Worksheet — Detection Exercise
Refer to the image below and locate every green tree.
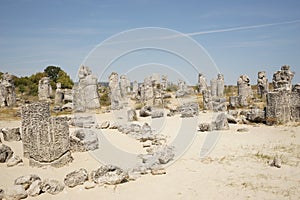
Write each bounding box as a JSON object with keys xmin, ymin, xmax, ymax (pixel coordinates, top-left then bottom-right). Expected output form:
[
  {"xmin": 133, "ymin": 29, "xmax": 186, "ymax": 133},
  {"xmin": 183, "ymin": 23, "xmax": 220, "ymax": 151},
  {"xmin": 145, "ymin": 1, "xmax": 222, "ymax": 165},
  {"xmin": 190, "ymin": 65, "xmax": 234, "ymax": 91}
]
[
  {"xmin": 56, "ymin": 70, "xmax": 74, "ymax": 89},
  {"xmin": 44, "ymin": 66, "xmax": 61, "ymax": 82}
]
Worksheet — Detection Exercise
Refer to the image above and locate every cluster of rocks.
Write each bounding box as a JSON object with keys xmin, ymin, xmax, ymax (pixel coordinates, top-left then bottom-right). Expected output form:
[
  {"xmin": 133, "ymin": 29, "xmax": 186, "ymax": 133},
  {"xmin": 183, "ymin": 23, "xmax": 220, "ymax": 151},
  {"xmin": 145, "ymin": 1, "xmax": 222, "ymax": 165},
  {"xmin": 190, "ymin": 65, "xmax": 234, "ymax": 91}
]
[
  {"xmin": 198, "ymin": 73, "xmax": 227, "ymax": 112},
  {"xmin": 1, "ymin": 128, "xmax": 21, "ymax": 141},
  {"xmin": 0, "ymin": 73, "xmax": 16, "ymax": 107},
  {"xmin": 139, "ymin": 105, "xmax": 164, "ymax": 118},
  {"xmin": 175, "ymin": 79, "xmax": 188, "ymax": 98},
  {"xmin": 54, "ymin": 82, "xmax": 73, "ymax": 105},
  {"xmin": 21, "ymin": 102, "xmax": 73, "ymax": 167},
  {"xmin": 73, "ymin": 65, "xmax": 100, "ymax": 112},
  {"xmin": 1, "ymin": 174, "xmax": 64, "ymax": 199}
]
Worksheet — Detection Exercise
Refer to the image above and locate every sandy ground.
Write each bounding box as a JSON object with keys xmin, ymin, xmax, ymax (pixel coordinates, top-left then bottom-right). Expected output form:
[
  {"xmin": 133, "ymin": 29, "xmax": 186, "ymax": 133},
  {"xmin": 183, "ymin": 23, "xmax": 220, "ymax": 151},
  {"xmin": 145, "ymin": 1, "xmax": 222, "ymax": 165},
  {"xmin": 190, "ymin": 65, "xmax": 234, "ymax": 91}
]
[{"xmin": 1, "ymin": 112, "xmax": 300, "ymax": 200}]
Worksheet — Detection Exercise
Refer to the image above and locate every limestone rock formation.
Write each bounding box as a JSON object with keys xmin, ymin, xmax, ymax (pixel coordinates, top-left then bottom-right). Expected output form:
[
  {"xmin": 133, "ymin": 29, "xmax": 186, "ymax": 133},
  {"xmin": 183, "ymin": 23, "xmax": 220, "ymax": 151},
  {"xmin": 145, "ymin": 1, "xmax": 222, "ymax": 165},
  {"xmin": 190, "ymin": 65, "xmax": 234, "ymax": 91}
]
[
  {"xmin": 54, "ymin": 82, "xmax": 64, "ymax": 104},
  {"xmin": 272, "ymin": 65, "xmax": 295, "ymax": 91},
  {"xmin": 0, "ymin": 72, "xmax": 16, "ymax": 107},
  {"xmin": 73, "ymin": 65, "xmax": 100, "ymax": 111},
  {"xmin": 0, "ymin": 144, "xmax": 13, "ymax": 163},
  {"xmin": 14, "ymin": 174, "xmax": 41, "ymax": 190},
  {"xmin": 257, "ymin": 71, "xmax": 268, "ymax": 98},
  {"xmin": 109, "ymin": 72, "xmax": 122, "ymax": 110},
  {"xmin": 21, "ymin": 102, "xmax": 73, "ymax": 167},
  {"xmin": 38, "ymin": 77, "xmax": 52, "ymax": 101},
  {"xmin": 127, "ymin": 109, "xmax": 137, "ymax": 121},
  {"xmin": 7, "ymin": 155, "xmax": 23, "ymax": 167},
  {"xmin": 198, "ymin": 73, "xmax": 208, "ymax": 93},
  {"xmin": 198, "ymin": 113, "xmax": 229, "ymax": 132},
  {"xmin": 5, "ymin": 185, "xmax": 27, "ymax": 200},
  {"xmin": 70, "ymin": 129, "xmax": 99, "ymax": 152},
  {"xmin": 216, "ymin": 73, "xmax": 224, "ymax": 97},
  {"xmin": 41, "ymin": 179, "xmax": 64, "ymax": 195}
]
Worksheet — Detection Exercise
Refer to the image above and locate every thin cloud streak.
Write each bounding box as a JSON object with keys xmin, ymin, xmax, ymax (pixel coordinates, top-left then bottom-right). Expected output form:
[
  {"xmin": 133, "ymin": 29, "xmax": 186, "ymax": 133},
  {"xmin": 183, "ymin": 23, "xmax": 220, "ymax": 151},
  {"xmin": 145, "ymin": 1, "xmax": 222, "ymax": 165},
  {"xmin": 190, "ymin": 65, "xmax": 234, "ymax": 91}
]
[{"xmin": 185, "ymin": 19, "xmax": 300, "ymax": 36}]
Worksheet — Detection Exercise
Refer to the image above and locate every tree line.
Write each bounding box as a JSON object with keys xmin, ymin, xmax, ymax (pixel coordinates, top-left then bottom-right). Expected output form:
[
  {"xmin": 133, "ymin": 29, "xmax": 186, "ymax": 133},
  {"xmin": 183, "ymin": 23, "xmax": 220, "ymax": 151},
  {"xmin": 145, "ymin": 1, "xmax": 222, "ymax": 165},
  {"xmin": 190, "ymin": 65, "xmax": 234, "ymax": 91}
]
[{"xmin": 0, "ymin": 66, "xmax": 74, "ymax": 96}]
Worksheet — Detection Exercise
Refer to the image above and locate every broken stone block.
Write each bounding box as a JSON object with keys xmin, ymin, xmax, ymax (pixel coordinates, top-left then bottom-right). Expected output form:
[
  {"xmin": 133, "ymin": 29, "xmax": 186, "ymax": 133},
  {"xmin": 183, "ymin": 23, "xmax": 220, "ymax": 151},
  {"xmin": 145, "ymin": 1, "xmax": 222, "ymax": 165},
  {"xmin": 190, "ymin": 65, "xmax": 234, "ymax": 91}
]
[
  {"xmin": 90, "ymin": 165, "xmax": 129, "ymax": 185},
  {"xmin": 70, "ymin": 129, "xmax": 99, "ymax": 152}
]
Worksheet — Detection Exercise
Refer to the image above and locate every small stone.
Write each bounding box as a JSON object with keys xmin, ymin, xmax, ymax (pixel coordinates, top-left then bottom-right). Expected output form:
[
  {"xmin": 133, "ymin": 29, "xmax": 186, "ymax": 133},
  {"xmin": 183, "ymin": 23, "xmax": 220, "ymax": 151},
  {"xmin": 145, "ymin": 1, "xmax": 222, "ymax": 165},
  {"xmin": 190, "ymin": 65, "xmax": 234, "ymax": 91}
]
[
  {"xmin": 270, "ymin": 155, "xmax": 281, "ymax": 168},
  {"xmin": 14, "ymin": 174, "xmax": 41, "ymax": 190},
  {"xmin": 1, "ymin": 128, "xmax": 21, "ymax": 141},
  {"xmin": 83, "ymin": 181, "xmax": 96, "ymax": 189},
  {"xmin": 237, "ymin": 128, "xmax": 249, "ymax": 132},
  {"xmin": 151, "ymin": 168, "xmax": 166, "ymax": 175},
  {"xmin": 100, "ymin": 121, "xmax": 110, "ymax": 129},
  {"xmin": 64, "ymin": 168, "xmax": 88, "ymax": 188},
  {"xmin": 27, "ymin": 180, "xmax": 42, "ymax": 197},
  {"xmin": 41, "ymin": 179, "xmax": 64, "ymax": 195},
  {"xmin": 7, "ymin": 155, "xmax": 23, "ymax": 167},
  {"xmin": 5, "ymin": 185, "xmax": 27, "ymax": 200}
]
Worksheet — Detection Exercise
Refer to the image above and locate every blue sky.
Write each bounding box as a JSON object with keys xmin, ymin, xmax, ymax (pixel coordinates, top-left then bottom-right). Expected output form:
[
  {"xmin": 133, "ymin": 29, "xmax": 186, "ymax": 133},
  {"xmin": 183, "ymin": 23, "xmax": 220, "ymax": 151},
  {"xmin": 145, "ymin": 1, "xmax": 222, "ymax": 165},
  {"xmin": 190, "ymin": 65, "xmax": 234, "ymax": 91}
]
[{"xmin": 0, "ymin": 0, "xmax": 299, "ymax": 84}]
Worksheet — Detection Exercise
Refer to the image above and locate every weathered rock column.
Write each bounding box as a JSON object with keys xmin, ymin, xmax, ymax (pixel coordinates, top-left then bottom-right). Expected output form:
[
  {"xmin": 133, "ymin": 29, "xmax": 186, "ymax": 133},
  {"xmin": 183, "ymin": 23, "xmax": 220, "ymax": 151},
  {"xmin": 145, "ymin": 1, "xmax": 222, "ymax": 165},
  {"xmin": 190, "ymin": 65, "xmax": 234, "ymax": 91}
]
[
  {"xmin": 0, "ymin": 73, "xmax": 16, "ymax": 107},
  {"xmin": 257, "ymin": 71, "xmax": 268, "ymax": 98},
  {"xmin": 21, "ymin": 102, "xmax": 73, "ymax": 167},
  {"xmin": 38, "ymin": 77, "xmax": 52, "ymax": 101}
]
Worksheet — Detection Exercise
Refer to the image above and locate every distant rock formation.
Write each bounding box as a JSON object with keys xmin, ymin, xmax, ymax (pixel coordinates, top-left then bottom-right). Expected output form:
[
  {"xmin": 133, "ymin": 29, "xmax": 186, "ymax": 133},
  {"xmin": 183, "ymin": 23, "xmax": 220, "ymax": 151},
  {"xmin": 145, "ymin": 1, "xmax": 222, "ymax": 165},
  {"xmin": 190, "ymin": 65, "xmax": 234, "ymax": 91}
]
[
  {"xmin": 257, "ymin": 71, "xmax": 268, "ymax": 98},
  {"xmin": 0, "ymin": 73, "xmax": 16, "ymax": 107}
]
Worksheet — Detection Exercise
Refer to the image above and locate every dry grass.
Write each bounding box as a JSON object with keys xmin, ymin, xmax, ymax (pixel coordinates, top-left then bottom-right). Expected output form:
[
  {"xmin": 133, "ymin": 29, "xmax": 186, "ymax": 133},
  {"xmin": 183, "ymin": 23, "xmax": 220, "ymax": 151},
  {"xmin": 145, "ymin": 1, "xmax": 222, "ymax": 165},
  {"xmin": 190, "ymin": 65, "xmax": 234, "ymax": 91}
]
[{"xmin": 0, "ymin": 107, "xmax": 20, "ymax": 120}]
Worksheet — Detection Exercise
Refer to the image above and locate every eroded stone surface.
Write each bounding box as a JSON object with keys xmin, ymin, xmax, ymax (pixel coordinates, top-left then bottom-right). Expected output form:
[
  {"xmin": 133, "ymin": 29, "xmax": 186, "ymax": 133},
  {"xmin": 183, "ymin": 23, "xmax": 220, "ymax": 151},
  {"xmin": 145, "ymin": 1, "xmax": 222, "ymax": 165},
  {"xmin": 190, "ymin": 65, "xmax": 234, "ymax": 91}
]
[{"xmin": 0, "ymin": 73, "xmax": 16, "ymax": 107}]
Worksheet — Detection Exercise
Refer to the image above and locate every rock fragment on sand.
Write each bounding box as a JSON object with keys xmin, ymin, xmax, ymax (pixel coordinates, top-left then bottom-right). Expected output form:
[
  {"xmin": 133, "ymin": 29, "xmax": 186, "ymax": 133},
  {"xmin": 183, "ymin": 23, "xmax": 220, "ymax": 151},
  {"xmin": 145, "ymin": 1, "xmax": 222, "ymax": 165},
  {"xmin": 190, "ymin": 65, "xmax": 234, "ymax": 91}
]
[
  {"xmin": 27, "ymin": 180, "xmax": 42, "ymax": 197},
  {"xmin": 0, "ymin": 144, "xmax": 13, "ymax": 163},
  {"xmin": 270, "ymin": 155, "xmax": 281, "ymax": 168},
  {"xmin": 14, "ymin": 174, "xmax": 41, "ymax": 190},
  {"xmin": 90, "ymin": 165, "xmax": 128, "ymax": 185},
  {"xmin": 64, "ymin": 168, "xmax": 88, "ymax": 188},
  {"xmin": 7, "ymin": 155, "xmax": 23, "ymax": 167},
  {"xmin": 70, "ymin": 129, "xmax": 99, "ymax": 152},
  {"xmin": 41, "ymin": 179, "xmax": 64, "ymax": 195},
  {"xmin": 83, "ymin": 181, "xmax": 96, "ymax": 189},
  {"xmin": 237, "ymin": 128, "xmax": 249, "ymax": 132},
  {"xmin": 151, "ymin": 168, "xmax": 166, "ymax": 175},
  {"xmin": 5, "ymin": 185, "xmax": 27, "ymax": 200}
]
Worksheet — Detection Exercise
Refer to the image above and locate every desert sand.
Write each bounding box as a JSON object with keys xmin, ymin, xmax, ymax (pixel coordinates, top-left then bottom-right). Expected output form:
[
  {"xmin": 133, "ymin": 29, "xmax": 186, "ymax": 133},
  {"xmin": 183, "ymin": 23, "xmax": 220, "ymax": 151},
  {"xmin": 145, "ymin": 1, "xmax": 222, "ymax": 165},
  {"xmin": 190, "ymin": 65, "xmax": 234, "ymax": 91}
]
[{"xmin": 1, "ymin": 111, "xmax": 300, "ymax": 200}]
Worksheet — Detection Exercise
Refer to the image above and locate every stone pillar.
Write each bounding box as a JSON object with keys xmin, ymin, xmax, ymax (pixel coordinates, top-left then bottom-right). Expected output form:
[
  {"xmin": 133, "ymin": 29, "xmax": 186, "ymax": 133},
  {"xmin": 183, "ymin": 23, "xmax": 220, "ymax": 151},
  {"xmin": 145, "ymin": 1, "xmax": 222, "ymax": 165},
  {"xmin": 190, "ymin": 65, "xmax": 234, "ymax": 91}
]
[
  {"xmin": 198, "ymin": 73, "xmax": 207, "ymax": 93},
  {"xmin": 21, "ymin": 102, "xmax": 72, "ymax": 167},
  {"xmin": 237, "ymin": 75, "xmax": 252, "ymax": 106},
  {"xmin": 38, "ymin": 77, "xmax": 52, "ymax": 101},
  {"xmin": 257, "ymin": 71, "xmax": 268, "ymax": 98},
  {"xmin": 109, "ymin": 72, "xmax": 122, "ymax": 110},
  {"xmin": 55, "ymin": 82, "xmax": 64, "ymax": 104},
  {"xmin": 202, "ymin": 89, "xmax": 213, "ymax": 110},
  {"xmin": 161, "ymin": 75, "xmax": 168, "ymax": 90},
  {"xmin": 210, "ymin": 79, "xmax": 217, "ymax": 97},
  {"xmin": 73, "ymin": 65, "xmax": 100, "ymax": 111},
  {"xmin": 0, "ymin": 73, "xmax": 16, "ymax": 107},
  {"xmin": 216, "ymin": 73, "xmax": 224, "ymax": 97},
  {"xmin": 272, "ymin": 65, "xmax": 295, "ymax": 91}
]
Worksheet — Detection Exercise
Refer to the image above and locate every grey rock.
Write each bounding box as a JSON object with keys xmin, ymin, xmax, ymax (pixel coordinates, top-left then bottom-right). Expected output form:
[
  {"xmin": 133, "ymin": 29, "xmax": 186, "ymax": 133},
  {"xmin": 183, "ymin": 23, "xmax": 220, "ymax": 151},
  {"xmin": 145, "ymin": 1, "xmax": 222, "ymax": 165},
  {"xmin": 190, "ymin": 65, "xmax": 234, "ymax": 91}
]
[
  {"xmin": 0, "ymin": 144, "xmax": 13, "ymax": 163},
  {"xmin": 0, "ymin": 73, "xmax": 16, "ymax": 107},
  {"xmin": 213, "ymin": 113, "xmax": 229, "ymax": 130},
  {"xmin": 64, "ymin": 168, "xmax": 88, "ymax": 188},
  {"xmin": 27, "ymin": 180, "xmax": 42, "ymax": 197},
  {"xmin": 257, "ymin": 71, "xmax": 268, "ymax": 98},
  {"xmin": 198, "ymin": 73, "xmax": 208, "ymax": 93},
  {"xmin": 177, "ymin": 102, "xmax": 199, "ymax": 118},
  {"xmin": 61, "ymin": 102, "xmax": 73, "ymax": 111},
  {"xmin": 226, "ymin": 114, "xmax": 238, "ymax": 124},
  {"xmin": 127, "ymin": 109, "xmax": 137, "ymax": 121},
  {"xmin": 1, "ymin": 128, "xmax": 21, "ymax": 141},
  {"xmin": 5, "ymin": 185, "xmax": 27, "ymax": 200},
  {"xmin": 272, "ymin": 65, "xmax": 294, "ymax": 91},
  {"xmin": 151, "ymin": 110, "xmax": 164, "ymax": 118},
  {"xmin": 109, "ymin": 72, "xmax": 122, "ymax": 110},
  {"xmin": 70, "ymin": 115, "xmax": 95, "ymax": 128},
  {"xmin": 90, "ymin": 165, "xmax": 129, "ymax": 185},
  {"xmin": 246, "ymin": 107, "xmax": 265, "ymax": 123},
  {"xmin": 83, "ymin": 181, "xmax": 96, "ymax": 189},
  {"xmin": 7, "ymin": 155, "xmax": 23, "ymax": 167},
  {"xmin": 237, "ymin": 128, "xmax": 249, "ymax": 132},
  {"xmin": 100, "ymin": 121, "xmax": 110, "ymax": 129},
  {"xmin": 14, "ymin": 174, "xmax": 41, "ymax": 190},
  {"xmin": 270, "ymin": 155, "xmax": 281, "ymax": 168},
  {"xmin": 198, "ymin": 123, "xmax": 212, "ymax": 132},
  {"xmin": 139, "ymin": 106, "xmax": 152, "ymax": 117},
  {"xmin": 151, "ymin": 167, "xmax": 166, "ymax": 175},
  {"xmin": 41, "ymin": 179, "xmax": 64, "ymax": 195},
  {"xmin": 70, "ymin": 129, "xmax": 99, "ymax": 152}
]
